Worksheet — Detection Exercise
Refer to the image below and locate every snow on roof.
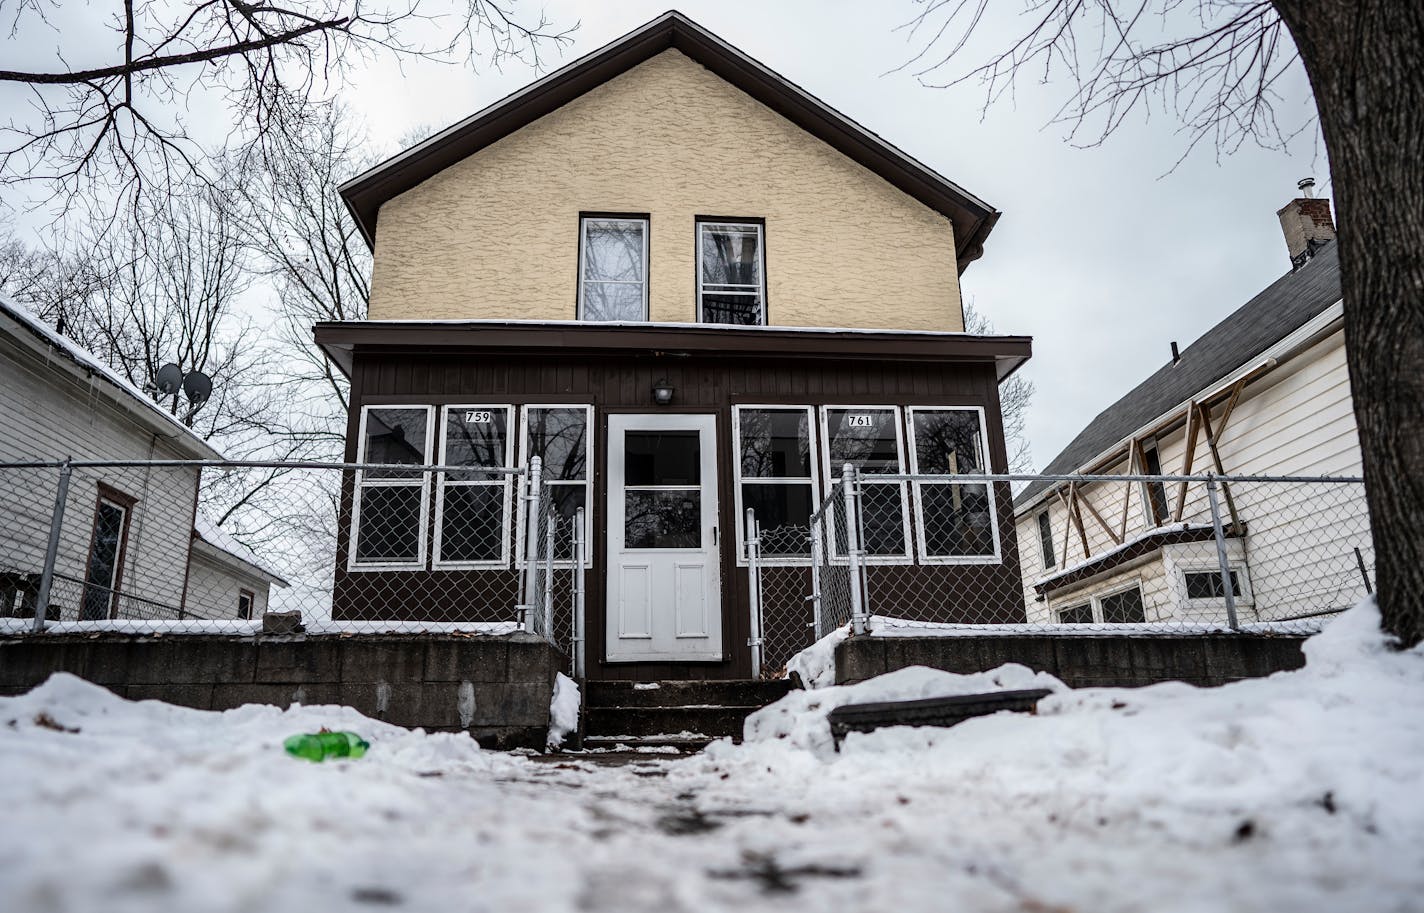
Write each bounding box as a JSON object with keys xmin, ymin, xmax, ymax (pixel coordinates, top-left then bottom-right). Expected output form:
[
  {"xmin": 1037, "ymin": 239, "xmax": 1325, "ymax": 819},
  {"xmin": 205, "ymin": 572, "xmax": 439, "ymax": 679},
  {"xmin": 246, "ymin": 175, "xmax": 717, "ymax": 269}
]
[
  {"xmin": 0, "ymin": 295, "xmax": 224, "ymax": 460},
  {"xmin": 191, "ymin": 512, "xmax": 289, "ymax": 587}
]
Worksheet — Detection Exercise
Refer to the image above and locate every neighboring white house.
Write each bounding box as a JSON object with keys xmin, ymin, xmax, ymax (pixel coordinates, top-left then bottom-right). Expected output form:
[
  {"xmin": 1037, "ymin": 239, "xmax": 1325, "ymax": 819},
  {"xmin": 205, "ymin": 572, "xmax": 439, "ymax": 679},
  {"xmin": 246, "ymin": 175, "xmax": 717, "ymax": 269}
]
[
  {"xmin": 0, "ymin": 296, "xmax": 286, "ymax": 622},
  {"xmin": 1012, "ymin": 185, "xmax": 1369, "ymax": 627}
]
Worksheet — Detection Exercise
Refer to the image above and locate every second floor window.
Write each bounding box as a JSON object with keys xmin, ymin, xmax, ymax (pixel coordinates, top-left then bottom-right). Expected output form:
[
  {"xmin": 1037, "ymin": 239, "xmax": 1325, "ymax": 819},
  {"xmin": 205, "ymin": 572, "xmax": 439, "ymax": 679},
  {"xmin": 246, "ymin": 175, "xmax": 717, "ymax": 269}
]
[
  {"xmin": 698, "ymin": 220, "xmax": 765, "ymax": 325},
  {"xmin": 579, "ymin": 216, "xmax": 648, "ymax": 321}
]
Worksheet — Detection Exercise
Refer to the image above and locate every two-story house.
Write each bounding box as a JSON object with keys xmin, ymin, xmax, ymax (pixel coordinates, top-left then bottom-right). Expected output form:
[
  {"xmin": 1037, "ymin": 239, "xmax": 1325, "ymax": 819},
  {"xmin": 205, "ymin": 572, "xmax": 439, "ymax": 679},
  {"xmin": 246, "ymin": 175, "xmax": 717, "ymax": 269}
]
[
  {"xmin": 1012, "ymin": 184, "xmax": 1368, "ymax": 628},
  {"xmin": 317, "ymin": 11, "xmax": 1031, "ymax": 680}
]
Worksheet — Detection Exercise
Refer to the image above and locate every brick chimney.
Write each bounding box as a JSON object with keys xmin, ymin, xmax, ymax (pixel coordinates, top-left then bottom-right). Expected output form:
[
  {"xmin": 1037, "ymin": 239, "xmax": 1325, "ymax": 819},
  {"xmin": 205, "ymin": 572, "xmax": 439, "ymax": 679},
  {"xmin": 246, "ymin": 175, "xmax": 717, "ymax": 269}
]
[{"xmin": 1277, "ymin": 177, "xmax": 1336, "ymax": 270}]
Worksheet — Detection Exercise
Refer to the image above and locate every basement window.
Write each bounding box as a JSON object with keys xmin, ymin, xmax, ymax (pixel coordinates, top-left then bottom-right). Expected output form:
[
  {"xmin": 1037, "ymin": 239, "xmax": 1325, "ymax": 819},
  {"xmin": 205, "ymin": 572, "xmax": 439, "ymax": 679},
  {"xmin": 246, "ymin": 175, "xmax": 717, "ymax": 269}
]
[
  {"xmin": 698, "ymin": 220, "xmax": 765, "ymax": 325},
  {"xmin": 350, "ymin": 406, "xmax": 434, "ymax": 570},
  {"xmin": 578, "ymin": 216, "xmax": 648, "ymax": 321}
]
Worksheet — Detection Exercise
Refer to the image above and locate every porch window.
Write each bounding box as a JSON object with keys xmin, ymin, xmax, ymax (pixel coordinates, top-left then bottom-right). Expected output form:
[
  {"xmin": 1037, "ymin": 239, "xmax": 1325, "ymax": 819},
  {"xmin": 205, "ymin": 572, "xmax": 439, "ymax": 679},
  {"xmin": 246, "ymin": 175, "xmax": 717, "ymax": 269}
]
[
  {"xmin": 520, "ymin": 405, "xmax": 593, "ymax": 565},
  {"xmin": 907, "ymin": 407, "xmax": 999, "ymax": 561},
  {"xmin": 350, "ymin": 406, "xmax": 433, "ymax": 569},
  {"xmin": 698, "ymin": 220, "xmax": 765, "ymax": 325},
  {"xmin": 821, "ymin": 406, "xmax": 910, "ymax": 560},
  {"xmin": 734, "ymin": 406, "xmax": 817, "ymax": 563},
  {"xmin": 579, "ymin": 216, "xmax": 648, "ymax": 321},
  {"xmin": 435, "ymin": 405, "xmax": 514, "ymax": 567}
]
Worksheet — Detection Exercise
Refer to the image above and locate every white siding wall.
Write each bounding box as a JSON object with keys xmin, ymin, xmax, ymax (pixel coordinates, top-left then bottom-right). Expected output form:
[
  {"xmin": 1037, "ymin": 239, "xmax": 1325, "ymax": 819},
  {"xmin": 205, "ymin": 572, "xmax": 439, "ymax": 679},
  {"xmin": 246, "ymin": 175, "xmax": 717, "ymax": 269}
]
[
  {"xmin": 0, "ymin": 336, "xmax": 201, "ymax": 617},
  {"xmin": 1016, "ymin": 328, "xmax": 1368, "ymax": 623},
  {"xmin": 182, "ymin": 551, "xmax": 271, "ymax": 620}
]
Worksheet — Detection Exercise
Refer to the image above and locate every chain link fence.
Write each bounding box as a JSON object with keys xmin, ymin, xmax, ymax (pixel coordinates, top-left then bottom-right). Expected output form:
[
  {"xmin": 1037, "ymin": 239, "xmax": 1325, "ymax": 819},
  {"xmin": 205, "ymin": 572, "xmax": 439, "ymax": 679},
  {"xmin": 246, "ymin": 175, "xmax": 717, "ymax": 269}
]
[{"xmin": 0, "ymin": 459, "xmax": 581, "ymax": 666}]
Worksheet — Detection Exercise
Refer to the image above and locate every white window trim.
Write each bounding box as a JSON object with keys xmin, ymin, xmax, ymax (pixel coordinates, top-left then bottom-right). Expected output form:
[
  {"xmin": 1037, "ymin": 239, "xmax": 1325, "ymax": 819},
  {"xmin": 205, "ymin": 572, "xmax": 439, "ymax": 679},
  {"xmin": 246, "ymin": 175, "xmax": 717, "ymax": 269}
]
[
  {"xmin": 432, "ymin": 404, "xmax": 516, "ymax": 570},
  {"xmin": 1178, "ymin": 564, "xmax": 1255, "ymax": 606},
  {"xmin": 1055, "ymin": 579, "xmax": 1147, "ymax": 624},
  {"xmin": 516, "ymin": 403, "xmax": 595, "ymax": 569},
  {"xmin": 578, "ymin": 216, "xmax": 649, "ymax": 321},
  {"xmin": 905, "ymin": 405, "xmax": 1002, "ymax": 565},
  {"xmin": 696, "ymin": 220, "xmax": 766, "ymax": 326},
  {"xmin": 1139, "ymin": 438, "xmax": 1169, "ymax": 529},
  {"xmin": 731, "ymin": 404, "xmax": 821, "ymax": 567},
  {"xmin": 348, "ymin": 404, "xmax": 435, "ymax": 572},
  {"xmin": 818, "ymin": 404, "xmax": 913, "ymax": 565}
]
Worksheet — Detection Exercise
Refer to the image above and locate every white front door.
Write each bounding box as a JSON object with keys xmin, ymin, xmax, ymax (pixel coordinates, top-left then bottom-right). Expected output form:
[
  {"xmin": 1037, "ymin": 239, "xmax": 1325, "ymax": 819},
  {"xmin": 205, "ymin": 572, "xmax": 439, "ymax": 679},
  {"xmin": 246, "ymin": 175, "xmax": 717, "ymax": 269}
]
[{"xmin": 606, "ymin": 413, "xmax": 723, "ymax": 662}]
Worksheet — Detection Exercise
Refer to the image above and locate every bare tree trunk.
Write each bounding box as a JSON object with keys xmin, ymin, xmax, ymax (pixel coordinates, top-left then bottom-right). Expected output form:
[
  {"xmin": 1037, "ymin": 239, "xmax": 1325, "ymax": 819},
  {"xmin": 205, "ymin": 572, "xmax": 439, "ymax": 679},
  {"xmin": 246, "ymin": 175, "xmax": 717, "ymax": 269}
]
[{"xmin": 1275, "ymin": 1, "xmax": 1424, "ymax": 645}]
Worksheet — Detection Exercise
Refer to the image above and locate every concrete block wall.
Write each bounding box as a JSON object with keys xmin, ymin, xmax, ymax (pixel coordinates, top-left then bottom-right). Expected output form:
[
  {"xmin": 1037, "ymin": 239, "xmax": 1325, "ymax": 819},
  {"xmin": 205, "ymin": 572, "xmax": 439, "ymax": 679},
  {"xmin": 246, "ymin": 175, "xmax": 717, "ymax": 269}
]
[
  {"xmin": 835, "ymin": 634, "xmax": 1306, "ymax": 688},
  {"xmin": 0, "ymin": 633, "xmax": 564, "ymax": 749}
]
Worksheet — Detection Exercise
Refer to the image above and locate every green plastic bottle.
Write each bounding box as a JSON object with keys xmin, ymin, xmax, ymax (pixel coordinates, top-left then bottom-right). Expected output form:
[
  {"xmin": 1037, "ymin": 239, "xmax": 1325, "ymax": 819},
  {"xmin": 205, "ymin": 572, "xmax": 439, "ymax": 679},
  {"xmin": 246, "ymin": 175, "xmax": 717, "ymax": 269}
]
[{"xmin": 283, "ymin": 730, "xmax": 369, "ymax": 762}]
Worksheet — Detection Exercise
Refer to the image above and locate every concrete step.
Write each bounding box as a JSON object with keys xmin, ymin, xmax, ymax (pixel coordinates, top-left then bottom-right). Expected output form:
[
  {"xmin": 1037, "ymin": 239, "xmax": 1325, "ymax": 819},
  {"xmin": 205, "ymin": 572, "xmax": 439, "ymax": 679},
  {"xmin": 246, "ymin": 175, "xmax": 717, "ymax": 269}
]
[
  {"xmin": 585, "ymin": 678, "xmax": 793, "ymax": 709},
  {"xmin": 580, "ymin": 735, "xmax": 713, "ymax": 755},
  {"xmin": 585, "ymin": 704, "xmax": 757, "ymax": 739}
]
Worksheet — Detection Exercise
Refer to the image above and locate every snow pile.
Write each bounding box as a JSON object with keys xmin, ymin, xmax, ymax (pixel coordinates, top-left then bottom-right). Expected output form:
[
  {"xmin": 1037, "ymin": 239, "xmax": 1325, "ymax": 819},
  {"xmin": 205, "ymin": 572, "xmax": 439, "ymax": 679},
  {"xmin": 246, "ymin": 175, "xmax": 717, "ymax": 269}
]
[
  {"xmin": 746, "ymin": 663, "xmax": 1065, "ymax": 756},
  {"xmin": 547, "ymin": 672, "xmax": 581, "ymax": 748}
]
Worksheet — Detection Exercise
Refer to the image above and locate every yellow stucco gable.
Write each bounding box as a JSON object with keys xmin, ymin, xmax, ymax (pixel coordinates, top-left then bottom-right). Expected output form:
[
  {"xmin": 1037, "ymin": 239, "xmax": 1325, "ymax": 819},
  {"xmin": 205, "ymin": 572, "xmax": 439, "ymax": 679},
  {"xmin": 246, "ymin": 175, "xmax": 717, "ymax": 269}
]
[{"xmin": 369, "ymin": 49, "xmax": 964, "ymax": 330}]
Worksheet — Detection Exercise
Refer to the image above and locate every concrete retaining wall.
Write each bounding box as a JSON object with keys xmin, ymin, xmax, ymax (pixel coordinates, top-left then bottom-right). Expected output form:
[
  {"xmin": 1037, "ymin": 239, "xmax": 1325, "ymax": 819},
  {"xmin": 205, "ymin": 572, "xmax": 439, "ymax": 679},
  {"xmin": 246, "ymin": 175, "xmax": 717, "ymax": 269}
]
[
  {"xmin": 835, "ymin": 634, "xmax": 1307, "ymax": 688},
  {"xmin": 0, "ymin": 633, "xmax": 564, "ymax": 749}
]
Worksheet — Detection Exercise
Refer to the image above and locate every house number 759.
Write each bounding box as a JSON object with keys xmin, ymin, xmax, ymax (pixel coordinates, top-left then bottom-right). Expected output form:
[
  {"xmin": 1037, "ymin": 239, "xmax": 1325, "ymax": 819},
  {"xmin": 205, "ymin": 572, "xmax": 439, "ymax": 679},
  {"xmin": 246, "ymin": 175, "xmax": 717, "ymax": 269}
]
[{"xmin": 465, "ymin": 411, "xmax": 493, "ymax": 424}]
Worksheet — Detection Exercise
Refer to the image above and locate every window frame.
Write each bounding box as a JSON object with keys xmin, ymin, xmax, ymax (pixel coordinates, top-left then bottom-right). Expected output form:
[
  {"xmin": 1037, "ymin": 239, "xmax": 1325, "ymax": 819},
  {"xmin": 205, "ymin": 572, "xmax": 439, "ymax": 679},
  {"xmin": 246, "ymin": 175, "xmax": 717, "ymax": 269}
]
[
  {"xmin": 732, "ymin": 405, "xmax": 821, "ymax": 567},
  {"xmin": 1140, "ymin": 438, "xmax": 1170, "ymax": 527},
  {"xmin": 432, "ymin": 404, "xmax": 516, "ymax": 570},
  {"xmin": 1179, "ymin": 565, "xmax": 1254, "ymax": 606},
  {"xmin": 516, "ymin": 403, "xmax": 595, "ymax": 569},
  {"xmin": 818, "ymin": 404, "xmax": 912, "ymax": 564},
  {"xmin": 81, "ymin": 485, "xmax": 136, "ymax": 620},
  {"xmin": 1053, "ymin": 580, "xmax": 1148, "ymax": 625},
  {"xmin": 905, "ymin": 405, "xmax": 1001, "ymax": 564},
  {"xmin": 1056, "ymin": 602, "xmax": 1093, "ymax": 624},
  {"xmin": 696, "ymin": 217, "xmax": 767, "ymax": 326},
  {"xmin": 577, "ymin": 214, "xmax": 649, "ymax": 322},
  {"xmin": 347, "ymin": 404, "xmax": 436, "ymax": 572},
  {"xmin": 238, "ymin": 588, "xmax": 256, "ymax": 620},
  {"xmin": 1037, "ymin": 510, "xmax": 1056, "ymax": 571}
]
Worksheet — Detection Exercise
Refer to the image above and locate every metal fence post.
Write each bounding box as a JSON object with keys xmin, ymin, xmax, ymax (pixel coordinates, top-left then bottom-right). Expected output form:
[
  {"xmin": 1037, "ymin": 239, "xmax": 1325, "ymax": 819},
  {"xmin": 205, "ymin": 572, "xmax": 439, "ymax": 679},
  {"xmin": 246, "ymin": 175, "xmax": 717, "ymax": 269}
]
[
  {"xmin": 843, "ymin": 463, "xmax": 869, "ymax": 636},
  {"xmin": 572, "ymin": 507, "xmax": 586, "ymax": 679},
  {"xmin": 542, "ymin": 514, "xmax": 556, "ymax": 640},
  {"xmin": 808, "ymin": 516, "xmax": 824, "ymax": 640},
  {"xmin": 745, "ymin": 508, "xmax": 763, "ymax": 679},
  {"xmin": 32, "ymin": 458, "xmax": 73, "ymax": 633},
  {"xmin": 519, "ymin": 456, "xmax": 543, "ymax": 633},
  {"xmin": 1204, "ymin": 473, "xmax": 1240, "ymax": 630}
]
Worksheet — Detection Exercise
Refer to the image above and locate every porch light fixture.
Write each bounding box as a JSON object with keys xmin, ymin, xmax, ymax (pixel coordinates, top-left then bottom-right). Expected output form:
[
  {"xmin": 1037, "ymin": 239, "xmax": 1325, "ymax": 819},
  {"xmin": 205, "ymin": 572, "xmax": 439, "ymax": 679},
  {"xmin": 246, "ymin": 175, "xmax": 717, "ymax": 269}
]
[{"xmin": 651, "ymin": 378, "xmax": 675, "ymax": 405}]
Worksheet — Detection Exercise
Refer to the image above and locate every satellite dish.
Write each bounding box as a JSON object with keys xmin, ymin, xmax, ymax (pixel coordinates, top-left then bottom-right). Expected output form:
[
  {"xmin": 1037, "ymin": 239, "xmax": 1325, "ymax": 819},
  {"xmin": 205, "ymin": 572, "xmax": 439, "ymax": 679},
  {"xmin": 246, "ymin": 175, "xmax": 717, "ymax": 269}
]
[
  {"xmin": 154, "ymin": 363, "xmax": 184, "ymax": 397},
  {"xmin": 182, "ymin": 370, "xmax": 212, "ymax": 407}
]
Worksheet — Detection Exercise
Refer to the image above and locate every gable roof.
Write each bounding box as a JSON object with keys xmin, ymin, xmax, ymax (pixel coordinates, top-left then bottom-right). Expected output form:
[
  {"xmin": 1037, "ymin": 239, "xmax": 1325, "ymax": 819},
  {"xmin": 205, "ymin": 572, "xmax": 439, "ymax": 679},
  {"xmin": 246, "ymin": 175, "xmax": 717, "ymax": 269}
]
[
  {"xmin": 1016, "ymin": 242, "xmax": 1343, "ymax": 507},
  {"xmin": 0, "ymin": 295, "xmax": 225, "ymax": 460},
  {"xmin": 339, "ymin": 10, "xmax": 999, "ymax": 271}
]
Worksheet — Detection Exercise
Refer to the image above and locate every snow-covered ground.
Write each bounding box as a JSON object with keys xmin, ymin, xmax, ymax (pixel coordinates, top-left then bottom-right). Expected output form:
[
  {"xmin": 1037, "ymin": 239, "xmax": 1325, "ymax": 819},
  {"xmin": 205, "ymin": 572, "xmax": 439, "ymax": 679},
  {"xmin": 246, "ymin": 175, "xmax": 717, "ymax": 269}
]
[{"xmin": 3, "ymin": 601, "xmax": 1422, "ymax": 912}]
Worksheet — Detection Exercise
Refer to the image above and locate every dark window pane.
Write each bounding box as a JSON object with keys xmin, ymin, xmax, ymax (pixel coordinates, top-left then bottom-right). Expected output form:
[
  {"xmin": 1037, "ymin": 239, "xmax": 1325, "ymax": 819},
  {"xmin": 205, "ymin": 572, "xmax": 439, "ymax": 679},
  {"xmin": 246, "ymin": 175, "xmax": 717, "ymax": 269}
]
[
  {"xmin": 1037, "ymin": 511, "xmax": 1055, "ymax": 569},
  {"xmin": 912, "ymin": 410, "xmax": 984, "ymax": 474},
  {"xmin": 625, "ymin": 490, "xmax": 700, "ymax": 549},
  {"xmin": 739, "ymin": 410, "xmax": 812, "ymax": 478},
  {"xmin": 444, "ymin": 408, "xmax": 508, "ymax": 477},
  {"xmin": 700, "ymin": 223, "xmax": 762, "ymax": 287},
  {"xmin": 1100, "ymin": 586, "xmax": 1146, "ymax": 623},
  {"xmin": 700, "ymin": 293, "xmax": 762, "ymax": 325},
  {"xmin": 859, "ymin": 482, "xmax": 906, "ymax": 556},
  {"xmin": 919, "ymin": 483, "xmax": 996, "ymax": 557},
  {"xmin": 742, "ymin": 483, "xmax": 813, "ymax": 556},
  {"xmin": 526, "ymin": 408, "xmax": 587, "ymax": 481},
  {"xmin": 625, "ymin": 431, "xmax": 700, "ymax": 486},
  {"xmin": 364, "ymin": 408, "xmax": 428, "ymax": 478},
  {"xmin": 355, "ymin": 485, "xmax": 423, "ymax": 563},
  {"xmin": 440, "ymin": 485, "xmax": 505, "ymax": 563},
  {"xmin": 1143, "ymin": 444, "xmax": 1169, "ymax": 523},
  {"xmin": 1058, "ymin": 603, "xmax": 1093, "ymax": 624},
  {"xmin": 1184, "ymin": 571, "xmax": 1240, "ymax": 599},
  {"xmin": 81, "ymin": 500, "xmax": 126, "ymax": 620},
  {"xmin": 238, "ymin": 592, "xmax": 254, "ymax": 620},
  {"xmin": 547, "ymin": 485, "xmax": 586, "ymax": 562},
  {"xmin": 827, "ymin": 409, "xmax": 901, "ymax": 474}
]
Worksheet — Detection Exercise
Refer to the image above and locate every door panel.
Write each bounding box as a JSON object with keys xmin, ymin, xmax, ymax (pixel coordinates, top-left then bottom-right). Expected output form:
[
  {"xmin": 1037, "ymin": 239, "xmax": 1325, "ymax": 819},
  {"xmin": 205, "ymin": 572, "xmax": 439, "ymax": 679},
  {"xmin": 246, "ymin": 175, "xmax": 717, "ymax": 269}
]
[{"xmin": 607, "ymin": 414, "xmax": 723, "ymax": 661}]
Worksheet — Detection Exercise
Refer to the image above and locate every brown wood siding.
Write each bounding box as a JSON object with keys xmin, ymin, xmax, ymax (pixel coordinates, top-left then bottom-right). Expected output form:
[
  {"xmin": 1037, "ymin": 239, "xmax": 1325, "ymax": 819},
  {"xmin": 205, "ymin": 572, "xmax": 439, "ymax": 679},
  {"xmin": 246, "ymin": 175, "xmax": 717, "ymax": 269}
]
[{"xmin": 332, "ymin": 347, "xmax": 1024, "ymax": 680}]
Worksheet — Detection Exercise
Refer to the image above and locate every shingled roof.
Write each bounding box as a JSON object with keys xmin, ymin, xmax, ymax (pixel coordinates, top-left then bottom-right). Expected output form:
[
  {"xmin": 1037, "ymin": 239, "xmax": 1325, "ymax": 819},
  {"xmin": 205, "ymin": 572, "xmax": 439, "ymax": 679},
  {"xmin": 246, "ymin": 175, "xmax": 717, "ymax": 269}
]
[{"xmin": 1016, "ymin": 242, "xmax": 1343, "ymax": 508}]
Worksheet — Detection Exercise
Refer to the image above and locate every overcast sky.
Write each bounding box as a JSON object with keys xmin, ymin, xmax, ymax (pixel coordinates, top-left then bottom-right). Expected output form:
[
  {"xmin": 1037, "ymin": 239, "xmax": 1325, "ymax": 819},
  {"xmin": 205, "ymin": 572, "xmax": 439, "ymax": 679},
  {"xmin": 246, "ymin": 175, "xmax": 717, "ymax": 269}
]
[{"xmin": 339, "ymin": 0, "xmax": 1326, "ymax": 470}]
